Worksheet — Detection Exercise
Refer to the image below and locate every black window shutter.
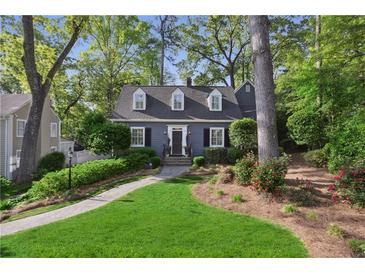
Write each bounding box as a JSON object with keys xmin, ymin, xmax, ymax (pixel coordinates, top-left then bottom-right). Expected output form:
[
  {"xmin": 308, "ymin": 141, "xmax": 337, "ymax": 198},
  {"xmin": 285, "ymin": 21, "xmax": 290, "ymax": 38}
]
[
  {"xmin": 224, "ymin": 128, "xmax": 230, "ymax": 147},
  {"xmin": 203, "ymin": 128, "xmax": 210, "ymax": 147},
  {"xmin": 145, "ymin": 128, "xmax": 151, "ymax": 147}
]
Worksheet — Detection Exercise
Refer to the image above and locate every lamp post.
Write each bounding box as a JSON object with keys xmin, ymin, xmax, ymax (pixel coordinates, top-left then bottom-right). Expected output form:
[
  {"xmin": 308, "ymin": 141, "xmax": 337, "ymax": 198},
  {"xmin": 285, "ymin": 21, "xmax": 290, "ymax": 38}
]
[{"xmin": 68, "ymin": 147, "xmax": 73, "ymax": 190}]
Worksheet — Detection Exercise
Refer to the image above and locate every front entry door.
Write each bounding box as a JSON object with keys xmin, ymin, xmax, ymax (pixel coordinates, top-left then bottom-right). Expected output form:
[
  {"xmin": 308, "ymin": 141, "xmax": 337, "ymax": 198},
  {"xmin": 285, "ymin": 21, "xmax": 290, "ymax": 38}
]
[{"xmin": 172, "ymin": 130, "xmax": 183, "ymax": 155}]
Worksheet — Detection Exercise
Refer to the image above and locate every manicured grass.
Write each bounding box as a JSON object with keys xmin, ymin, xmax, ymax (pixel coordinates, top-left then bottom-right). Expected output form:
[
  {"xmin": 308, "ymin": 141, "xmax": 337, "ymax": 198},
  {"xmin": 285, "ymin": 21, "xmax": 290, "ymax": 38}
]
[{"xmin": 0, "ymin": 176, "xmax": 308, "ymax": 258}]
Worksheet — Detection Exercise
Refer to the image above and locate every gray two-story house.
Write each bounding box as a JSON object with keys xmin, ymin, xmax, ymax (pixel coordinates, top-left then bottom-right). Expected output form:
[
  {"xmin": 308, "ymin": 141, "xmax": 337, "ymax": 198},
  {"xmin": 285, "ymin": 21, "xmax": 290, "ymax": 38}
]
[{"xmin": 111, "ymin": 78, "xmax": 256, "ymax": 162}]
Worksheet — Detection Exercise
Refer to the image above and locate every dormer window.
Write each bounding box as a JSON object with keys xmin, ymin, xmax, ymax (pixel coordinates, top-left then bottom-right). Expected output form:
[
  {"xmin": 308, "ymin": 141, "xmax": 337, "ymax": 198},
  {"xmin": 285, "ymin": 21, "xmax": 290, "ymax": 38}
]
[
  {"xmin": 133, "ymin": 88, "xmax": 146, "ymax": 110},
  {"xmin": 208, "ymin": 89, "xmax": 222, "ymax": 111},
  {"xmin": 245, "ymin": 84, "xmax": 251, "ymax": 93},
  {"xmin": 171, "ymin": 88, "xmax": 184, "ymax": 111}
]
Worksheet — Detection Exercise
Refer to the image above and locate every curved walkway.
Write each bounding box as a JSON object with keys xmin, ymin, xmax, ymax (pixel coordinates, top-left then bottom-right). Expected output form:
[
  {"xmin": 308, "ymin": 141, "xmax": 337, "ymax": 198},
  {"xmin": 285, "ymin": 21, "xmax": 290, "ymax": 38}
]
[{"xmin": 0, "ymin": 166, "xmax": 189, "ymax": 236}]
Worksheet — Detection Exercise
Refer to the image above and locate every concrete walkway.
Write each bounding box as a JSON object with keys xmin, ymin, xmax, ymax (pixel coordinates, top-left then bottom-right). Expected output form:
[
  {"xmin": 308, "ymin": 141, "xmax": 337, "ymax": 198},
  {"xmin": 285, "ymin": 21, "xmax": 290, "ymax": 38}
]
[{"xmin": 0, "ymin": 165, "xmax": 189, "ymax": 236}]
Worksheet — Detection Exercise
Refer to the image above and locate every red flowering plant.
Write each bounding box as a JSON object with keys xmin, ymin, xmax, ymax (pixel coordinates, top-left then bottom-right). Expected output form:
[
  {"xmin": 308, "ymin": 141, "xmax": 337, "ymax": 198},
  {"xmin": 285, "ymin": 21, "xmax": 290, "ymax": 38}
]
[
  {"xmin": 328, "ymin": 165, "xmax": 365, "ymax": 208},
  {"xmin": 251, "ymin": 154, "xmax": 289, "ymax": 197}
]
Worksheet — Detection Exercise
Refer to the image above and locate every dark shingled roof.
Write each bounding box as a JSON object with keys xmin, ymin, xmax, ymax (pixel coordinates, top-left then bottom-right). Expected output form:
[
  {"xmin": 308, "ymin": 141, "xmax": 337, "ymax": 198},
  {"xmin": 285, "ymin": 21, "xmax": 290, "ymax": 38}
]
[
  {"xmin": 113, "ymin": 86, "xmax": 243, "ymax": 121},
  {"xmin": 0, "ymin": 94, "xmax": 32, "ymax": 116}
]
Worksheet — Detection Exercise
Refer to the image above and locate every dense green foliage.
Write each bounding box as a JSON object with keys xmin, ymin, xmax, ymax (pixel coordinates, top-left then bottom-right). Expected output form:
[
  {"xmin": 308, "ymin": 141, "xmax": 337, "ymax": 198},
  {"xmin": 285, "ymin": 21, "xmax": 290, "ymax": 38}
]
[
  {"xmin": 36, "ymin": 152, "xmax": 66, "ymax": 178},
  {"xmin": 347, "ymin": 239, "xmax": 365, "ymax": 256},
  {"xmin": 27, "ymin": 154, "xmax": 148, "ymax": 200},
  {"xmin": 88, "ymin": 122, "xmax": 131, "ymax": 154},
  {"xmin": 127, "ymin": 147, "xmax": 156, "ymax": 158},
  {"xmin": 0, "ymin": 176, "xmax": 11, "ymax": 199},
  {"xmin": 303, "ymin": 149, "xmax": 327, "ymax": 168},
  {"xmin": 1, "ymin": 176, "xmax": 308, "ymax": 258},
  {"xmin": 234, "ymin": 152, "xmax": 256, "ymax": 185},
  {"xmin": 149, "ymin": 156, "xmax": 161, "ymax": 169},
  {"xmin": 227, "ymin": 147, "xmax": 244, "ymax": 164},
  {"xmin": 76, "ymin": 112, "xmax": 106, "ymax": 147},
  {"xmin": 229, "ymin": 118, "xmax": 257, "ymax": 152},
  {"xmin": 203, "ymin": 148, "xmax": 228, "ymax": 164},
  {"xmin": 193, "ymin": 156, "xmax": 205, "ymax": 167},
  {"xmin": 274, "ymin": 16, "xmax": 365, "ymax": 171}
]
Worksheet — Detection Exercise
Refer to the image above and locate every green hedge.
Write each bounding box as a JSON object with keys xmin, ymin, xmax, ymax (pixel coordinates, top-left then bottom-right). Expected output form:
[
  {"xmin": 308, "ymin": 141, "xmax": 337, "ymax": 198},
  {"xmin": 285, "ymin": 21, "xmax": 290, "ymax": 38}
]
[
  {"xmin": 37, "ymin": 152, "xmax": 65, "ymax": 178},
  {"xmin": 127, "ymin": 147, "xmax": 156, "ymax": 158},
  {"xmin": 303, "ymin": 149, "xmax": 327, "ymax": 168},
  {"xmin": 150, "ymin": 156, "xmax": 161, "ymax": 169},
  {"xmin": 193, "ymin": 156, "xmax": 205, "ymax": 167},
  {"xmin": 0, "ymin": 176, "xmax": 11, "ymax": 199},
  {"xmin": 27, "ymin": 154, "xmax": 149, "ymax": 200},
  {"xmin": 227, "ymin": 147, "xmax": 244, "ymax": 164},
  {"xmin": 203, "ymin": 148, "xmax": 228, "ymax": 164}
]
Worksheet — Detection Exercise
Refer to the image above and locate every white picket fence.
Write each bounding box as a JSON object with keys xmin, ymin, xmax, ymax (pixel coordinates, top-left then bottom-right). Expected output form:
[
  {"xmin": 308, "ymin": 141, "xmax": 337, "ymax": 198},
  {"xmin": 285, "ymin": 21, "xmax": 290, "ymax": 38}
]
[{"xmin": 59, "ymin": 140, "xmax": 109, "ymax": 164}]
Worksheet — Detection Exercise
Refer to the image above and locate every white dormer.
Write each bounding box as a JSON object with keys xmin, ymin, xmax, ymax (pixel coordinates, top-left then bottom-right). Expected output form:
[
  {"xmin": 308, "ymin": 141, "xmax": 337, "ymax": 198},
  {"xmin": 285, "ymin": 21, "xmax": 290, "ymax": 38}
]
[
  {"xmin": 171, "ymin": 88, "xmax": 184, "ymax": 111},
  {"xmin": 208, "ymin": 89, "xmax": 222, "ymax": 111},
  {"xmin": 133, "ymin": 88, "xmax": 146, "ymax": 110}
]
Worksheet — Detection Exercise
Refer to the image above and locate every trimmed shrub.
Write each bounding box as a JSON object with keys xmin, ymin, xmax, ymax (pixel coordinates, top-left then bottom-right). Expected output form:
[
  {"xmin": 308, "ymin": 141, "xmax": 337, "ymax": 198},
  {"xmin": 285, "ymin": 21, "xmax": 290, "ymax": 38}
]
[
  {"xmin": 27, "ymin": 154, "xmax": 148, "ymax": 200},
  {"xmin": 229, "ymin": 118, "xmax": 257, "ymax": 152},
  {"xmin": 204, "ymin": 148, "xmax": 228, "ymax": 164},
  {"xmin": 150, "ymin": 156, "xmax": 161, "ymax": 169},
  {"xmin": 233, "ymin": 152, "xmax": 256, "ymax": 185},
  {"xmin": 193, "ymin": 156, "xmax": 205, "ymax": 167},
  {"xmin": 227, "ymin": 147, "xmax": 244, "ymax": 164},
  {"xmin": 303, "ymin": 149, "xmax": 327, "ymax": 168},
  {"xmin": 37, "ymin": 152, "xmax": 65, "ymax": 178},
  {"xmin": 327, "ymin": 164, "xmax": 365, "ymax": 208},
  {"xmin": 251, "ymin": 154, "xmax": 289, "ymax": 194},
  {"xmin": 232, "ymin": 194, "xmax": 244, "ymax": 203},
  {"xmin": 128, "ymin": 147, "xmax": 156, "ymax": 158},
  {"xmin": 0, "ymin": 176, "xmax": 11, "ymax": 198}
]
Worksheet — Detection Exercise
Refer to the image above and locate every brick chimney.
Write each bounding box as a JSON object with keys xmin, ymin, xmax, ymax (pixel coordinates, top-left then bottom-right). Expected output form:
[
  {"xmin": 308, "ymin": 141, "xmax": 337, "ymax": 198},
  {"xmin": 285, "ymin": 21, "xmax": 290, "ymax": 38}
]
[{"xmin": 186, "ymin": 77, "xmax": 192, "ymax": 87}]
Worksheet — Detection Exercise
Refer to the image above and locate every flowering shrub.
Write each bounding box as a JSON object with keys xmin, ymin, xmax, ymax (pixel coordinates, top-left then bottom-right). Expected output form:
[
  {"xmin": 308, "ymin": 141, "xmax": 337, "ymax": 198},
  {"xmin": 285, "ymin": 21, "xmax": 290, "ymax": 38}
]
[
  {"xmin": 251, "ymin": 154, "xmax": 289, "ymax": 194},
  {"xmin": 327, "ymin": 166, "xmax": 365, "ymax": 208}
]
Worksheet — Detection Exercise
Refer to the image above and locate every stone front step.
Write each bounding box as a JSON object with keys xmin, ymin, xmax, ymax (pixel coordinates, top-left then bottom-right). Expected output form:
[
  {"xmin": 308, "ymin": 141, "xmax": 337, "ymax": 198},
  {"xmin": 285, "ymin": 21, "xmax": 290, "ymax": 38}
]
[{"xmin": 163, "ymin": 157, "xmax": 192, "ymax": 166}]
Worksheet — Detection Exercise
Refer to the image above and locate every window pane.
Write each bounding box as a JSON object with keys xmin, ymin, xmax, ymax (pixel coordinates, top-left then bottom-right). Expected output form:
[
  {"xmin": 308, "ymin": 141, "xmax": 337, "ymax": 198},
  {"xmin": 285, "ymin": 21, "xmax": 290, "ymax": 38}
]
[
  {"xmin": 211, "ymin": 129, "xmax": 223, "ymax": 146},
  {"xmin": 135, "ymin": 94, "xmax": 144, "ymax": 109},
  {"xmin": 131, "ymin": 128, "xmax": 144, "ymax": 146},
  {"xmin": 17, "ymin": 121, "xmax": 25, "ymax": 137},
  {"xmin": 51, "ymin": 123, "xmax": 57, "ymax": 137},
  {"xmin": 211, "ymin": 95, "xmax": 220, "ymax": 110},
  {"xmin": 173, "ymin": 94, "xmax": 183, "ymax": 109}
]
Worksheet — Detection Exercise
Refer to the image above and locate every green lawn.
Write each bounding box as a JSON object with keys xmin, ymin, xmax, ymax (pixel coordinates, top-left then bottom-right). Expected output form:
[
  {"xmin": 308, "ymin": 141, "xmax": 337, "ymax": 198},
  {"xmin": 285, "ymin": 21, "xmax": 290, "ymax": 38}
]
[{"xmin": 0, "ymin": 176, "xmax": 308, "ymax": 258}]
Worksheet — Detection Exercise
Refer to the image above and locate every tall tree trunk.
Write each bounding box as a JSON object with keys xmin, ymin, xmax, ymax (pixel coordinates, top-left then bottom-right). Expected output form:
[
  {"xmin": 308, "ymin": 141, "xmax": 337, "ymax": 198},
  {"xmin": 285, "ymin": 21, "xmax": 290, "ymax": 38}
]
[
  {"xmin": 17, "ymin": 16, "xmax": 84, "ymax": 182},
  {"xmin": 249, "ymin": 16, "xmax": 279, "ymax": 162},
  {"xmin": 159, "ymin": 33, "xmax": 165, "ymax": 86},
  {"xmin": 229, "ymin": 65, "xmax": 235, "ymax": 89},
  {"xmin": 315, "ymin": 15, "xmax": 322, "ymax": 106}
]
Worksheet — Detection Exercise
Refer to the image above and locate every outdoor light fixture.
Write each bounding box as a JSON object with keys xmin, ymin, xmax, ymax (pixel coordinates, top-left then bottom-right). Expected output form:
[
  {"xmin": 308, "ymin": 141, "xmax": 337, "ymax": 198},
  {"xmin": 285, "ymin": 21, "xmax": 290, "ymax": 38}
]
[
  {"xmin": 163, "ymin": 131, "xmax": 167, "ymax": 135},
  {"xmin": 68, "ymin": 147, "xmax": 73, "ymax": 190},
  {"xmin": 188, "ymin": 131, "xmax": 192, "ymax": 135}
]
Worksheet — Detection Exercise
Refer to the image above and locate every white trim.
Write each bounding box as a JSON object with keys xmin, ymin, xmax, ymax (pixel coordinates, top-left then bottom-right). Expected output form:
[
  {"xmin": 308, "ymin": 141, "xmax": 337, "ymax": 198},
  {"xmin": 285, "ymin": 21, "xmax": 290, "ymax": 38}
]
[
  {"xmin": 167, "ymin": 125, "xmax": 188, "ymax": 155},
  {"xmin": 130, "ymin": 126, "xmax": 145, "ymax": 147},
  {"xmin": 16, "ymin": 119, "xmax": 26, "ymax": 137},
  {"xmin": 132, "ymin": 88, "xmax": 146, "ymax": 110},
  {"xmin": 209, "ymin": 127, "xmax": 225, "ymax": 148},
  {"xmin": 8, "ymin": 115, "xmax": 13, "ymax": 179},
  {"xmin": 171, "ymin": 88, "xmax": 184, "ymax": 111},
  {"xmin": 110, "ymin": 119, "xmax": 233, "ymax": 123},
  {"xmin": 208, "ymin": 89, "xmax": 222, "ymax": 111},
  {"xmin": 50, "ymin": 122, "xmax": 58, "ymax": 137},
  {"xmin": 234, "ymin": 80, "xmax": 255, "ymax": 94},
  {"xmin": 50, "ymin": 146, "xmax": 58, "ymax": 152}
]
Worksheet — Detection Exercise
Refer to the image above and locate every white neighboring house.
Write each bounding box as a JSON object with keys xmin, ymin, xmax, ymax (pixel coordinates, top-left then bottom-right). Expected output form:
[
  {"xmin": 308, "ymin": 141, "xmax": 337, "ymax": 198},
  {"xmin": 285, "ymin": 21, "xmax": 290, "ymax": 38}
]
[{"xmin": 0, "ymin": 94, "xmax": 61, "ymax": 179}]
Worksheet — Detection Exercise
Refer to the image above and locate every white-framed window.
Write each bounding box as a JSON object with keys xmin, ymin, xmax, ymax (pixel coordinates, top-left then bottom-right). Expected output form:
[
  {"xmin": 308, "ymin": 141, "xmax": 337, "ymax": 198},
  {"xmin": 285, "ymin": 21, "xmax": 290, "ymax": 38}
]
[
  {"xmin": 208, "ymin": 89, "xmax": 222, "ymax": 111},
  {"xmin": 16, "ymin": 119, "xmax": 26, "ymax": 137},
  {"xmin": 171, "ymin": 88, "xmax": 184, "ymax": 111},
  {"xmin": 16, "ymin": 149, "xmax": 21, "ymax": 168},
  {"xmin": 210, "ymin": 127, "xmax": 224, "ymax": 147},
  {"xmin": 133, "ymin": 88, "xmax": 146, "ymax": 110},
  {"xmin": 50, "ymin": 146, "xmax": 57, "ymax": 152},
  {"xmin": 245, "ymin": 84, "xmax": 251, "ymax": 93},
  {"xmin": 130, "ymin": 127, "xmax": 145, "ymax": 147},
  {"xmin": 50, "ymin": 122, "xmax": 58, "ymax": 137}
]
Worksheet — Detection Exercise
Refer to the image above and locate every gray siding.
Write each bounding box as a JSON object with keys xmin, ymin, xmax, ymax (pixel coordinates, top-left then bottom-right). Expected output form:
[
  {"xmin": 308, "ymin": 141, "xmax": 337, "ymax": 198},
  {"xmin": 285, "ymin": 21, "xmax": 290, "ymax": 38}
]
[
  {"xmin": 127, "ymin": 122, "xmax": 231, "ymax": 157},
  {"xmin": 235, "ymin": 82, "xmax": 256, "ymax": 119}
]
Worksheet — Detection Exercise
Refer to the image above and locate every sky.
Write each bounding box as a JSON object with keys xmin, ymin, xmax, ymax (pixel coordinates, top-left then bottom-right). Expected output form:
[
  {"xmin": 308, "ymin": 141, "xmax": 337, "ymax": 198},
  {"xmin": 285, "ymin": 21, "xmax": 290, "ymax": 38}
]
[{"xmin": 68, "ymin": 16, "xmax": 189, "ymax": 85}]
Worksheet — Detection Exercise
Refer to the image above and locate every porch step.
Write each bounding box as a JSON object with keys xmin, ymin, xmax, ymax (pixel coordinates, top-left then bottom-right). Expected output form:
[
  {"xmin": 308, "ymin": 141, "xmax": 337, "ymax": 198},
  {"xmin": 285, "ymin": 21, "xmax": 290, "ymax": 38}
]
[{"xmin": 163, "ymin": 157, "xmax": 192, "ymax": 166}]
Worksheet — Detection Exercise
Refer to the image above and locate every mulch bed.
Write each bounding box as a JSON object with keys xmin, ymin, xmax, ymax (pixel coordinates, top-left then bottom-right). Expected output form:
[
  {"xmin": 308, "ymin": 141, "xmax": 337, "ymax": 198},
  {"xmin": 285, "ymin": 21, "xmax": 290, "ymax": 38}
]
[{"xmin": 192, "ymin": 155, "xmax": 365, "ymax": 258}]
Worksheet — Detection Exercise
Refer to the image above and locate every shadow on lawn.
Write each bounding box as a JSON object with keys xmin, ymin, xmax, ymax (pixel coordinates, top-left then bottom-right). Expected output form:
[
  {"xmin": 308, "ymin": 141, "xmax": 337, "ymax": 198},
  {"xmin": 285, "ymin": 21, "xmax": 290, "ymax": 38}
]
[
  {"xmin": 163, "ymin": 176, "xmax": 203, "ymax": 185},
  {"xmin": 0, "ymin": 245, "xmax": 15, "ymax": 257}
]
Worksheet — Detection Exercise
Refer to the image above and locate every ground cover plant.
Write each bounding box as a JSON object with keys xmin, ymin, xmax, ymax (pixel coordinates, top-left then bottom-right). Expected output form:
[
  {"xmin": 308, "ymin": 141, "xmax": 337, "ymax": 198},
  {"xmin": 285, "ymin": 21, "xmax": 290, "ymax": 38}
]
[{"xmin": 0, "ymin": 176, "xmax": 308, "ymax": 258}]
